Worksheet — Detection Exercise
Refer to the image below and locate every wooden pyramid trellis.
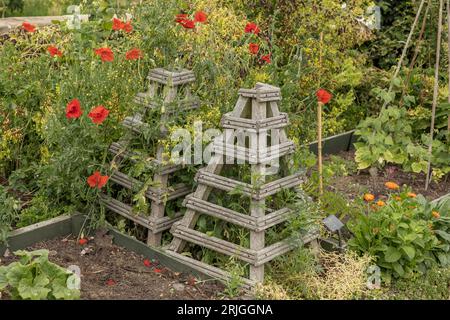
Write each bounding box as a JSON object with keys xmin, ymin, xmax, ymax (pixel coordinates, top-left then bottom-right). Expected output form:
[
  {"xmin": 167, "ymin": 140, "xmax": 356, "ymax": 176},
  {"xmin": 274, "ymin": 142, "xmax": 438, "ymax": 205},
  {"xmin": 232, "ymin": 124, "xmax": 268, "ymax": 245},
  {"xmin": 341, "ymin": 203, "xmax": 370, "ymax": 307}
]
[
  {"xmin": 166, "ymin": 83, "xmax": 319, "ymax": 287},
  {"xmin": 100, "ymin": 68, "xmax": 199, "ymax": 246}
]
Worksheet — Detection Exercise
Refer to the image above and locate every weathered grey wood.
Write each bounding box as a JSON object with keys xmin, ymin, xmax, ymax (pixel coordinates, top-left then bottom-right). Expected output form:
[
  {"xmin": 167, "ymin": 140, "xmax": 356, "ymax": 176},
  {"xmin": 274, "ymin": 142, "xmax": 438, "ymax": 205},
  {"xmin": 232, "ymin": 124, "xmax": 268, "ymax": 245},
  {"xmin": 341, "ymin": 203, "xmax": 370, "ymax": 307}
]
[
  {"xmin": 110, "ymin": 171, "xmax": 191, "ymax": 203},
  {"xmin": 249, "ymin": 98, "xmax": 266, "ymax": 283},
  {"xmin": 147, "ymin": 68, "xmax": 196, "ymax": 86},
  {"xmin": 99, "ymin": 194, "xmax": 183, "ymax": 233},
  {"xmin": 221, "ymin": 113, "xmax": 289, "ymax": 131},
  {"xmin": 171, "ymin": 223, "xmax": 258, "ymax": 264},
  {"xmin": 165, "ymin": 250, "xmax": 255, "ymax": 291},
  {"xmin": 100, "ymin": 194, "xmax": 151, "ymax": 228},
  {"xmin": 183, "ymin": 195, "xmax": 259, "ymax": 230},
  {"xmin": 213, "ymin": 140, "xmax": 295, "ymax": 164},
  {"xmin": 255, "ymin": 230, "xmax": 319, "ymax": 266},
  {"xmin": 195, "ymin": 170, "xmax": 254, "ymax": 196},
  {"xmin": 109, "ymin": 143, "xmax": 181, "ymax": 175}
]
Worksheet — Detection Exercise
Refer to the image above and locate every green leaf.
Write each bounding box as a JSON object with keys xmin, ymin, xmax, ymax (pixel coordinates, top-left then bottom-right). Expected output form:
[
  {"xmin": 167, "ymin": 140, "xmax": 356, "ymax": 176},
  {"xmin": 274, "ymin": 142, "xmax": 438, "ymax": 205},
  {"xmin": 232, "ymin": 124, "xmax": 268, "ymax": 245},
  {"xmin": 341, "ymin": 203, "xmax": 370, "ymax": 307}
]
[
  {"xmin": 384, "ymin": 135, "xmax": 394, "ymax": 145},
  {"xmin": 6, "ymin": 262, "xmax": 32, "ymax": 287},
  {"xmin": 401, "ymin": 246, "xmax": 415, "ymax": 260},
  {"xmin": 0, "ymin": 266, "xmax": 9, "ymax": 290},
  {"xmin": 434, "ymin": 230, "xmax": 450, "ymax": 242},
  {"xmin": 392, "ymin": 262, "xmax": 405, "ymax": 277},
  {"xmin": 51, "ymin": 278, "xmax": 80, "ymax": 300},
  {"xmin": 17, "ymin": 275, "xmax": 50, "ymax": 300},
  {"xmin": 385, "ymin": 247, "xmax": 402, "ymax": 263}
]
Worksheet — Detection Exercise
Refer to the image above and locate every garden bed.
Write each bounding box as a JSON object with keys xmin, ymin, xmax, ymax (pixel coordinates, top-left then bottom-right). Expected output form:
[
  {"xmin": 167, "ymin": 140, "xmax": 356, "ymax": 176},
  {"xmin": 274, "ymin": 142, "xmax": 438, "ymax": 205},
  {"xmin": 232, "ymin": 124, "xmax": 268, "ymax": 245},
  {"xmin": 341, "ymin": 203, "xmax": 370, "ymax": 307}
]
[
  {"xmin": 325, "ymin": 150, "xmax": 450, "ymax": 202},
  {"xmin": 0, "ymin": 214, "xmax": 243, "ymax": 300},
  {"xmin": 1, "ymin": 232, "xmax": 224, "ymax": 300}
]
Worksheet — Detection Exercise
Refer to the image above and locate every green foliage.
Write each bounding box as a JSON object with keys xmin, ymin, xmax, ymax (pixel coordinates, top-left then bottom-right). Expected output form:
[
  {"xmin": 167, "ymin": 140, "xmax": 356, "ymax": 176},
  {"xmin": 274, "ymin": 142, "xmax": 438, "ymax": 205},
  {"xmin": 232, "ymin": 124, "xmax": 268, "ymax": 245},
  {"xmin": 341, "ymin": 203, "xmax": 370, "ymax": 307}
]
[
  {"xmin": 355, "ymin": 106, "xmax": 428, "ymax": 172},
  {"xmin": 0, "ymin": 249, "xmax": 80, "ymax": 300},
  {"xmin": 0, "ymin": 186, "xmax": 20, "ymax": 243},
  {"xmin": 348, "ymin": 191, "xmax": 450, "ymax": 282},
  {"xmin": 383, "ymin": 266, "xmax": 450, "ymax": 300}
]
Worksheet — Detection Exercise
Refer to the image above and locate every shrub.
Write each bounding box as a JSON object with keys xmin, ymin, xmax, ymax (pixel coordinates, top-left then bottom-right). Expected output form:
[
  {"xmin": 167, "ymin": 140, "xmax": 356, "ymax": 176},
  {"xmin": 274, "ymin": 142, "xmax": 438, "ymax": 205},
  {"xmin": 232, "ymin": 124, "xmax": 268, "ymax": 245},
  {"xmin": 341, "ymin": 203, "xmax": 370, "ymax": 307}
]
[{"xmin": 348, "ymin": 188, "xmax": 450, "ymax": 283}]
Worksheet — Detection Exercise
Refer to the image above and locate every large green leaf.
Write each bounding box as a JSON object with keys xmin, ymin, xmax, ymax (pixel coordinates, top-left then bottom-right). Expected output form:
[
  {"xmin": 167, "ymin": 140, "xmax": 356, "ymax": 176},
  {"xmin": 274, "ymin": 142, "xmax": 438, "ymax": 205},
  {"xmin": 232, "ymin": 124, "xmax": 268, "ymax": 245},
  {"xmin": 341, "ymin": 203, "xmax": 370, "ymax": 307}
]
[
  {"xmin": 0, "ymin": 266, "xmax": 9, "ymax": 290},
  {"xmin": 434, "ymin": 230, "xmax": 450, "ymax": 242},
  {"xmin": 6, "ymin": 263, "xmax": 32, "ymax": 287},
  {"xmin": 401, "ymin": 246, "xmax": 415, "ymax": 260},
  {"xmin": 385, "ymin": 247, "xmax": 402, "ymax": 263},
  {"xmin": 392, "ymin": 262, "xmax": 405, "ymax": 277},
  {"xmin": 17, "ymin": 275, "xmax": 50, "ymax": 300}
]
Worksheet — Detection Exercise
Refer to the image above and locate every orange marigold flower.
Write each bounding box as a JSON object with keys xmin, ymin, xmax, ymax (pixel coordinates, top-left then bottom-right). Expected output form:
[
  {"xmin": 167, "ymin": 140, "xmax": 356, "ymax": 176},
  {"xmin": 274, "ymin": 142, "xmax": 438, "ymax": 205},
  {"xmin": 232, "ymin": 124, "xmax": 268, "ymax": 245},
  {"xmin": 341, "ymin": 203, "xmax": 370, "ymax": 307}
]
[
  {"xmin": 394, "ymin": 196, "xmax": 402, "ymax": 201},
  {"xmin": 407, "ymin": 192, "xmax": 417, "ymax": 198},
  {"xmin": 432, "ymin": 211, "xmax": 440, "ymax": 219},
  {"xmin": 363, "ymin": 193, "xmax": 375, "ymax": 202},
  {"xmin": 385, "ymin": 181, "xmax": 400, "ymax": 190},
  {"xmin": 376, "ymin": 200, "xmax": 386, "ymax": 207}
]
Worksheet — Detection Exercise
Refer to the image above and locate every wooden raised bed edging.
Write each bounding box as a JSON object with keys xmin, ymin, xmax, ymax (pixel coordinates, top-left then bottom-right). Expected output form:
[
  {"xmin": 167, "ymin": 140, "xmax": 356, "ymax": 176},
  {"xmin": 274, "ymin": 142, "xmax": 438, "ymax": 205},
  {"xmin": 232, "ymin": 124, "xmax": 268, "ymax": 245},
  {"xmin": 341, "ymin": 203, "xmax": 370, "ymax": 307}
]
[
  {"xmin": 306, "ymin": 129, "xmax": 357, "ymax": 156},
  {"xmin": 0, "ymin": 15, "xmax": 89, "ymax": 33}
]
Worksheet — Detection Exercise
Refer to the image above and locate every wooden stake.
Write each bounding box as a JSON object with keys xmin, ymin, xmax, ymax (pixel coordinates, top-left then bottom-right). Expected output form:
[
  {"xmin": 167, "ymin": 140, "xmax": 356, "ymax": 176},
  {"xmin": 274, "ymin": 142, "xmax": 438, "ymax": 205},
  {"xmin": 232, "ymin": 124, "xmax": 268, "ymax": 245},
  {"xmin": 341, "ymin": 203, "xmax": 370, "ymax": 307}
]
[
  {"xmin": 318, "ymin": 32, "xmax": 324, "ymax": 197},
  {"xmin": 382, "ymin": 0, "xmax": 427, "ymax": 111},
  {"xmin": 425, "ymin": 0, "xmax": 444, "ymax": 190},
  {"xmin": 401, "ymin": 0, "xmax": 431, "ymax": 101},
  {"xmin": 447, "ymin": 0, "xmax": 450, "ymax": 131}
]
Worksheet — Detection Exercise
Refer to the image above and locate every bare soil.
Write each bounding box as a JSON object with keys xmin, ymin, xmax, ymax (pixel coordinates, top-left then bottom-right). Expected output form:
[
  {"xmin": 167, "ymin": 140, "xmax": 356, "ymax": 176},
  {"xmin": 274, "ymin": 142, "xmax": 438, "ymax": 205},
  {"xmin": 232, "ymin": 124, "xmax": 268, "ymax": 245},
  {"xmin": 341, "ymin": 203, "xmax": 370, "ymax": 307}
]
[
  {"xmin": 327, "ymin": 151, "xmax": 450, "ymax": 201},
  {"xmin": 0, "ymin": 230, "xmax": 227, "ymax": 300}
]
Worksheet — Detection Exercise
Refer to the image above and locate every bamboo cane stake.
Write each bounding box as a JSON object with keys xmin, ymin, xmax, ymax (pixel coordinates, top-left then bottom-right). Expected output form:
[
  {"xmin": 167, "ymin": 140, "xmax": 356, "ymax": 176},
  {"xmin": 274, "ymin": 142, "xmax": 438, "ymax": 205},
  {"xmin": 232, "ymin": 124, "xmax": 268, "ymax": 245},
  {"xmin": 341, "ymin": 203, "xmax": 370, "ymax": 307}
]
[
  {"xmin": 401, "ymin": 0, "xmax": 431, "ymax": 101},
  {"xmin": 382, "ymin": 0, "xmax": 427, "ymax": 111},
  {"xmin": 447, "ymin": 0, "xmax": 450, "ymax": 131},
  {"xmin": 318, "ymin": 32, "xmax": 324, "ymax": 196},
  {"xmin": 425, "ymin": 0, "xmax": 444, "ymax": 190}
]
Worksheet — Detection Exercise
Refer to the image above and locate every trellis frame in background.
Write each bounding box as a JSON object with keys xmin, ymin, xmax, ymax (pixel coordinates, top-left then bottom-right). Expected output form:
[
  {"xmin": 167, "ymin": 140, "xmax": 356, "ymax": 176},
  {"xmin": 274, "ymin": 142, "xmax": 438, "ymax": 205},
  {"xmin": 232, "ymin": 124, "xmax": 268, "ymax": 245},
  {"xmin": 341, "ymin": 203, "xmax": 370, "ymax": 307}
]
[
  {"xmin": 166, "ymin": 83, "xmax": 319, "ymax": 287},
  {"xmin": 100, "ymin": 68, "xmax": 199, "ymax": 246}
]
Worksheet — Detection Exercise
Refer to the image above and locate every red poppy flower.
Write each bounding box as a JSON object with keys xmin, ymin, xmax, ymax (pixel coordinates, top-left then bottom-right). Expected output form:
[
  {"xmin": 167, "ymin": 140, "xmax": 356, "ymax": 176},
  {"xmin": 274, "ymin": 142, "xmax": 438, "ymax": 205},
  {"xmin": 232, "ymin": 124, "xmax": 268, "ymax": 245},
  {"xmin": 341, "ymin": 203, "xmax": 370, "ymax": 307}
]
[
  {"xmin": 105, "ymin": 279, "xmax": 116, "ymax": 286},
  {"xmin": 180, "ymin": 19, "xmax": 195, "ymax": 29},
  {"xmin": 22, "ymin": 22, "xmax": 36, "ymax": 33},
  {"xmin": 78, "ymin": 238, "xmax": 88, "ymax": 245},
  {"xmin": 66, "ymin": 99, "xmax": 83, "ymax": 119},
  {"xmin": 125, "ymin": 48, "xmax": 143, "ymax": 60},
  {"xmin": 123, "ymin": 21, "xmax": 133, "ymax": 33},
  {"xmin": 143, "ymin": 259, "xmax": 152, "ymax": 267},
  {"xmin": 47, "ymin": 46, "xmax": 62, "ymax": 57},
  {"xmin": 249, "ymin": 43, "xmax": 259, "ymax": 55},
  {"xmin": 154, "ymin": 268, "xmax": 163, "ymax": 273},
  {"xmin": 194, "ymin": 11, "xmax": 208, "ymax": 23},
  {"xmin": 88, "ymin": 105, "xmax": 109, "ymax": 124},
  {"xmin": 316, "ymin": 89, "xmax": 332, "ymax": 104},
  {"xmin": 87, "ymin": 171, "xmax": 109, "ymax": 189},
  {"xmin": 94, "ymin": 47, "xmax": 114, "ymax": 62},
  {"xmin": 244, "ymin": 22, "xmax": 260, "ymax": 35},
  {"xmin": 175, "ymin": 14, "xmax": 188, "ymax": 23},
  {"xmin": 261, "ymin": 53, "xmax": 271, "ymax": 64},
  {"xmin": 112, "ymin": 18, "xmax": 125, "ymax": 31},
  {"xmin": 187, "ymin": 276, "xmax": 197, "ymax": 286}
]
